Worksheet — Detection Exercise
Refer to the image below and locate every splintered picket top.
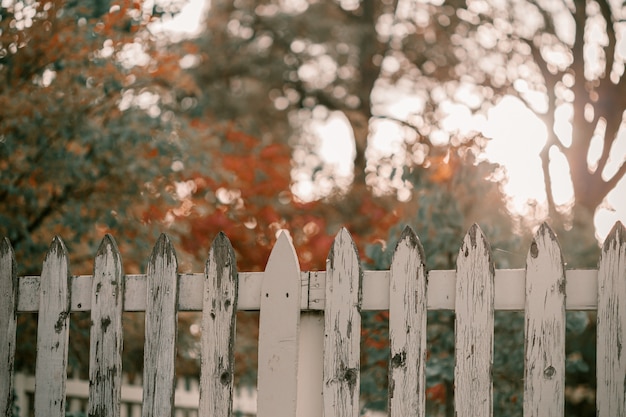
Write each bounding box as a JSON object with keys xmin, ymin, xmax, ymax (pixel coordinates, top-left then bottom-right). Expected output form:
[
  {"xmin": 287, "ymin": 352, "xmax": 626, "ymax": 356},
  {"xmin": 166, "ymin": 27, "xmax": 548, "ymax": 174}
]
[
  {"xmin": 454, "ymin": 225, "xmax": 494, "ymax": 417},
  {"xmin": 323, "ymin": 228, "xmax": 362, "ymax": 417},
  {"xmin": 524, "ymin": 224, "xmax": 565, "ymax": 417}
]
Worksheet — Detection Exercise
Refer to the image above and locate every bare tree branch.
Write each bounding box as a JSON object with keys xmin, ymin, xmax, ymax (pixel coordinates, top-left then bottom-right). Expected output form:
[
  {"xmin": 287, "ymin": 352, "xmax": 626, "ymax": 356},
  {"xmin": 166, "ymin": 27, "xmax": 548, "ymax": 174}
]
[
  {"xmin": 371, "ymin": 113, "xmax": 436, "ymax": 148},
  {"xmin": 596, "ymin": 0, "xmax": 617, "ymax": 81}
]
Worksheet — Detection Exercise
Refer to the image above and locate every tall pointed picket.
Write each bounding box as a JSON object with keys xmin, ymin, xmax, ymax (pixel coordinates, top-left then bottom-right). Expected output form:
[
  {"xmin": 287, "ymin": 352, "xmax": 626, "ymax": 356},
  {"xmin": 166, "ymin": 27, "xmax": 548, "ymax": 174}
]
[
  {"xmin": 323, "ymin": 228, "xmax": 362, "ymax": 417},
  {"xmin": 388, "ymin": 227, "xmax": 427, "ymax": 417},
  {"xmin": 257, "ymin": 231, "xmax": 301, "ymax": 417},
  {"xmin": 34, "ymin": 237, "xmax": 71, "ymax": 417},
  {"xmin": 142, "ymin": 234, "xmax": 178, "ymax": 417},
  {"xmin": 199, "ymin": 233, "xmax": 238, "ymax": 417},
  {"xmin": 597, "ymin": 222, "xmax": 626, "ymax": 417},
  {"xmin": 0, "ymin": 238, "xmax": 17, "ymax": 417},
  {"xmin": 455, "ymin": 224, "xmax": 494, "ymax": 417},
  {"xmin": 523, "ymin": 223, "xmax": 565, "ymax": 417},
  {"xmin": 88, "ymin": 235, "xmax": 125, "ymax": 417}
]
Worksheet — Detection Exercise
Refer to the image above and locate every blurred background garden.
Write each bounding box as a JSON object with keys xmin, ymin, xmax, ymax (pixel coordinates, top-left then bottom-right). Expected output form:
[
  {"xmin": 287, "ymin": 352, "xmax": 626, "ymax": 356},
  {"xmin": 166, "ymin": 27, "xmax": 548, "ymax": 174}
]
[{"xmin": 1, "ymin": 0, "xmax": 625, "ymax": 415}]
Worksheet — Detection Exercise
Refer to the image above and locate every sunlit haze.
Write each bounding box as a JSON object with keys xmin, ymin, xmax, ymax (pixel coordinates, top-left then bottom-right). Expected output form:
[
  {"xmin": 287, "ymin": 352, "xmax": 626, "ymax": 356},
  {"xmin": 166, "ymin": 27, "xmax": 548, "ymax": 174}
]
[{"xmin": 168, "ymin": 0, "xmax": 626, "ymax": 243}]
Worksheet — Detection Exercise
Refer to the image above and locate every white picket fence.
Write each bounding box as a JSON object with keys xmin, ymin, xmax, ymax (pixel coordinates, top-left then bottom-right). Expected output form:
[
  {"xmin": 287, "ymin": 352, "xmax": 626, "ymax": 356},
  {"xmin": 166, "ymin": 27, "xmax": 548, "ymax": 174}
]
[
  {"xmin": 0, "ymin": 222, "xmax": 625, "ymax": 417},
  {"xmin": 11, "ymin": 372, "xmax": 257, "ymax": 417}
]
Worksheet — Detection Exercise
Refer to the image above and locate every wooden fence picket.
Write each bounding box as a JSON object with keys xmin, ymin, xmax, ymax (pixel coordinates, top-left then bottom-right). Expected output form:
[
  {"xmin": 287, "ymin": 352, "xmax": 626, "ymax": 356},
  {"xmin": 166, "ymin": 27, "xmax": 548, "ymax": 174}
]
[
  {"xmin": 0, "ymin": 238, "xmax": 17, "ymax": 417},
  {"xmin": 142, "ymin": 234, "xmax": 179, "ymax": 417},
  {"xmin": 257, "ymin": 231, "xmax": 301, "ymax": 417},
  {"xmin": 597, "ymin": 222, "xmax": 626, "ymax": 417},
  {"xmin": 388, "ymin": 226, "xmax": 427, "ymax": 417},
  {"xmin": 523, "ymin": 223, "xmax": 566, "ymax": 417},
  {"xmin": 34, "ymin": 237, "xmax": 71, "ymax": 417},
  {"xmin": 454, "ymin": 224, "xmax": 494, "ymax": 417},
  {"xmin": 6, "ymin": 221, "xmax": 626, "ymax": 417},
  {"xmin": 88, "ymin": 235, "xmax": 125, "ymax": 417},
  {"xmin": 323, "ymin": 228, "xmax": 362, "ymax": 417},
  {"xmin": 199, "ymin": 233, "xmax": 238, "ymax": 417}
]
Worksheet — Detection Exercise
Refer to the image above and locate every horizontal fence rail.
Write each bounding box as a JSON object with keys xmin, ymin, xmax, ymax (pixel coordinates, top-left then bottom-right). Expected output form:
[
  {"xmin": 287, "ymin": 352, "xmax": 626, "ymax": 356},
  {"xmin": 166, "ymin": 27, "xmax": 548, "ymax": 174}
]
[
  {"xmin": 15, "ymin": 269, "xmax": 599, "ymax": 312},
  {"xmin": 1, "ymin": 222, "xmax": 625, "ymax": 417}
]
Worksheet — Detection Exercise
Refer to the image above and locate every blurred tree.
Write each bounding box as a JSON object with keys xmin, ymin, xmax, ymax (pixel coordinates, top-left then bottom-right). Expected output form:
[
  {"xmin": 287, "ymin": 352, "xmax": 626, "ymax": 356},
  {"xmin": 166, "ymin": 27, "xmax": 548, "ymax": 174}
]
[
  {"xmin": 0, "ymin": 0, "xmax": 206, "ymax": 378},
  {"xmin": 422, "ymin": 0, "xmax": 626, "ymax": 266},
  {"xmin": 190, "ymin": 0, "xmax": 625, "ymax": 246},
  {"xmin": 436, "ymin": 0, "xmax": 626, "ymax": 217},
  {"xmin": 0, "ymin": 0, "xmax": 203, "ymax": 274}
]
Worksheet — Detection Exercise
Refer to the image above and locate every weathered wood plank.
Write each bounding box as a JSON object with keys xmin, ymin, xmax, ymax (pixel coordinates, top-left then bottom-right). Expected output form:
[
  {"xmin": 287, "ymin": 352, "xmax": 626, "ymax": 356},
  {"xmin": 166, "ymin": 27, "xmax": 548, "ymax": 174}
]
[
  {"xmin": 597, "ymin": 221, "xmax": 626, "ymax": 417},
  {"xmin": 323, "ymin": 228, "xmax": 362, "ymax": 417},
  {"xmin": 389, "ymin": 227, "xmax": 427, "ymax": 417},
  {"xmin": 523, "ymin": 223, "xmax": 565, "ymax": 417},
  {"xmin": 454, "ymin": 224, "xmax": 494, "ymax": 417},
  {"xmin": 142, "ymin": 234, "xmax": 178, "ymax": 417},
  {"xmin": 257, "ymin": 231, "xmax": 301, "ymax": 417},
  {"xmin": 34, "ymin": 237, "xmax": 71, "ymax": 417},
  {"xmin": 16, "ymin": 269, "xmax": 600, "ymax": 312},
  {"xmin": 0, "ymin": 238, "xmax": 17, "ymax": 417},
  {"xmin": 199, "ymin": 233, "xmax": 238, "ymax": 417},
  {"xmin": 88, "ymin": 235, "xmax": 125, "ymax": 417}
]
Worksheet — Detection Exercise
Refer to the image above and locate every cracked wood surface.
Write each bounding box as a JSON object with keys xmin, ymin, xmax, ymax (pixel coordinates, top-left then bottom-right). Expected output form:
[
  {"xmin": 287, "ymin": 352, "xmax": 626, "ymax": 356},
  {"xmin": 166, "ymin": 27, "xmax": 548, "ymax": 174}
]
[
  {"xmin": 523, "ymin": 224, "xmax": 565, "ymax": 417},
  {"xmin": 34, "ymin": 237, "xmax": 71, "ymax": 417},
  {"xmin": 454, "ymin": 225, "xmax": 494, "ymax": 417},
  {"xmin": 323, "ymin": 228, "xmax": 362, "ymax": 417}
]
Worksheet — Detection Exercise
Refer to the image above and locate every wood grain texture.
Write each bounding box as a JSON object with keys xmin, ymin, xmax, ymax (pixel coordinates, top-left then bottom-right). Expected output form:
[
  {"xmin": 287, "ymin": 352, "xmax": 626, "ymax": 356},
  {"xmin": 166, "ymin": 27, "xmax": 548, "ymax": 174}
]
[
  {"xmin": 454, "ymin": 224, "xmax": 494, "ymax": 417},
  {"xmin": 16, "ymin": 269, "xmax": 600, "ymax": 312},
  {"xmin": 388, "ymin": 227, "xmax": 427, "ymax": 417},
  {"xmin": 0, "ymin": 238, "xmax": 17, "ymax": 417},
  {"xmin": 597, "ymin": 221, "xmax": 626, "ymax": 417},
  {"xmin": 88, "ymin": 235, "xmax": 124, "ymax": 417},
  {"xmin": 199, "ymin": 233, "xmax": 238, "ymax": 417},
  {"xmin": 142, "ymin": 234, "xmax": 178, "ymax": 417},
  {"xmin": 257, "ymin": 231, "xmax": 301, "ymax": 417},
  {"xmin": 323, "ymin": 228, "xmax": 362, "ymax": 417},
  {"xmin": 523, "ymin": 223, "xmax": 565, "ymax": 417},
  {"xmin": 34, "ymin": 237, "xmax": 71, "ymax": 417}
]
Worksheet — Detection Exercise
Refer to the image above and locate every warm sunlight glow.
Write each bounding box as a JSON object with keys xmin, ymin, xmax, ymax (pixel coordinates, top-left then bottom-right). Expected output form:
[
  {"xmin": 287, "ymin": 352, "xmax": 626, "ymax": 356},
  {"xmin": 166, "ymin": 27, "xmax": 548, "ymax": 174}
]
[
  {"xmin": 293, "ymin": 93, "xmax": 625, "ymax": 242},
  {"xmin": 149, "ymin": 0, "xmax": 208, "ymax": 38},
  {"xmin": 482, "ymin": 96, "xmax": 548, "ymax": 213},
  {"xmin": 165, "ymin": 1, "xmax": 625, "ymax": 242},
  {"xmin": 314, "ymin": 113, "xmax": 355, "ymax": 176}
]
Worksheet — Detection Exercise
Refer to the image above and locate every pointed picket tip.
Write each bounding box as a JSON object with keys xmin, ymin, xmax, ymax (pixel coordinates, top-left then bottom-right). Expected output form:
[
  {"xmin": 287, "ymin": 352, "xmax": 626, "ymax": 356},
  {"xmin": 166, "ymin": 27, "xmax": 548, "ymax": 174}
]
[
  {"xmin": 528, "ymin": 222, "xmax": 563, "ymax": 262},
  {"xmin": 459, "ymin": 223, "xmax": 492, "ymax": 255},
  {"xmin": 602, "ymin": 221, "xmax": 626, "ymax": 252},
  {"xmin": 0, "ymin": 237, "xmax": 15, "ymax": 259},
  {"xmin": 534, "ymin": 222, "xmax": 559, "ymax": 243},
  {"xmin": 96, "ymin": 233, "xmax": 120, "ymax": 256},
  {"xmin": 149, "ymin": 233, "xmax": 177, "ymax": 265},
  {"xmin": 395, "ymin": 225, "xmax": 425, "ymax": 263},
  {"xmin": 328, "ymin": 227, "xmax": 359, "ymax": 266},
  {"xmin": 207, "ymin": 232, "xmax": 236, "ymax": 265},
  {"xmin": 211, "ymin": 231, "xmax": 234, "ymax": 252},
  {"xmin": 46, "ymin": 235, "xmax": 69, "ymax": 260},
  {"xmin": 272, "ymin": 230, "xmax": 298, "ymax": 261},
  {"xmin": 94, "ymin": 234, "xmax": 123, "ymax": 283},
  {"xmin": 467, "ymin": 223, "xmax": 485, "ymax": 247},
  {"xmin": 263, "ymin": 229, "xmax": 300, "ymax": 280},
  {"xmin": 0, "ymin": 237, "xmax": 16, "ymax": 279},
  {"xmin": 95, "ymin": 234, "xmax": 122, "ymax": 268},
  {"xmin": 0, "ymin": 236, "xmax": 16, "ymax": 275}
]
